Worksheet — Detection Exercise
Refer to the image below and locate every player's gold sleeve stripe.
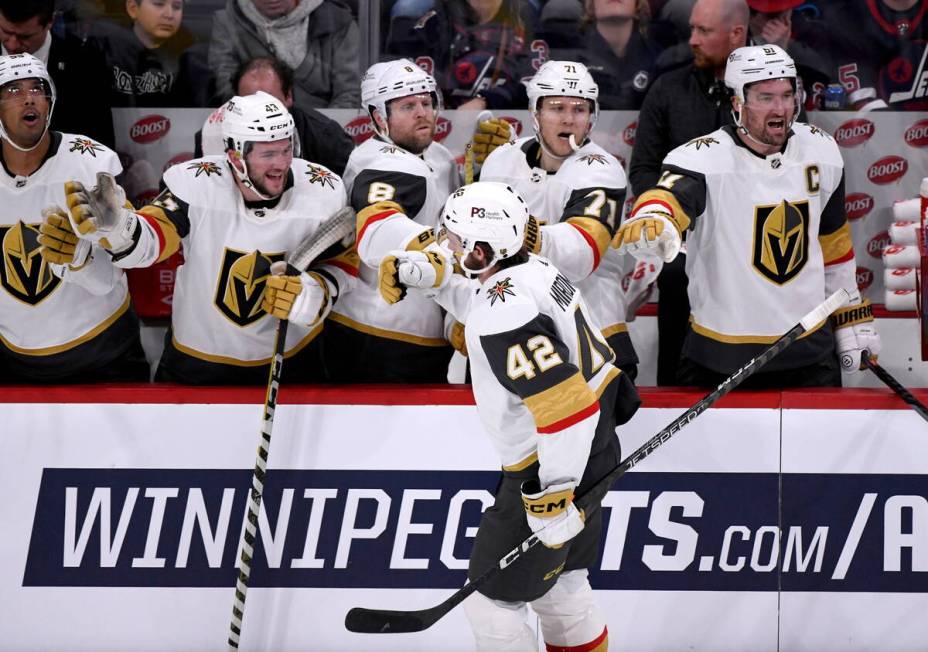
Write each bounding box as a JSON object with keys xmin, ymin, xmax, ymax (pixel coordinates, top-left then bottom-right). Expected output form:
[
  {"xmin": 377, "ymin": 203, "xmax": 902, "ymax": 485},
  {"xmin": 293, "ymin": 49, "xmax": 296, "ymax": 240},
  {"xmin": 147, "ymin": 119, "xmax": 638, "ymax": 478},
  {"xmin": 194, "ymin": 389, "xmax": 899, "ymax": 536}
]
[
  {"xmin": 318, "ymin": 247, "xmax": 360, "ymax": 277},
  {"xmin": 819, "ymin": 223, "xmax": 854, "ymax": 265},
  {"xmin": 137, "ymin": 205, "xmax": 182, "ymax": 262},
  {"xmin": 546, "ymin": 625, "xmax": 609, "ymax": 652},
  {"xmin": 594, "ymin": 366, "xmax": 621, "ymax": 398},
  {"xmin": 601, "ymin": 323, "xmax": 628, "ymax": 338},
  {"xmin": 328, "ymin": 312, "xmax": 449, "ymax": 346},
  {"xmin": 403, "ymin": 228, "xmax": 436, "ymax": 252},
  {"xmin": 503, "ymin": 451, "xmax": 538, "ymax": 472},
  {"xmin": 690, "ymin": 315, "xmax": 825, "ymax": 343},
  {"xmin": 171, "ymin": 323, "xmax": 321, "ymax": 366},
  {"xmin": 633, "ymin": 188, "xmax": 691, "ymax": 232},
  {"xmin": 356, "ymin": 201, "xmax": 404, "ymax": 244},
  {"xmin": 524, "ymin": 372, "xmax": 598, "ymax": 434},
  {"xmin": 0, "ymin": 293, "xmax": 130, "ymax": 355},
  {"xmin": 566, "ymin": 216, "xmax": 611, "ymax": 259}
]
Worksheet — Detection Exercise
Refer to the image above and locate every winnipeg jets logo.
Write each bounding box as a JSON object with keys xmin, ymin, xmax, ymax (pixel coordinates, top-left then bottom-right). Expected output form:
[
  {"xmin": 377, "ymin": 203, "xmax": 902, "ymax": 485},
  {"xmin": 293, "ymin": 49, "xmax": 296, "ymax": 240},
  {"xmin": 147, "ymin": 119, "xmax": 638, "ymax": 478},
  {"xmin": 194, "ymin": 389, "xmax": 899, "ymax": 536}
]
[
  {"xmin": 685, "ymin": 136, "xmax": 719, "ymax": 150},
  {"xmin": 578, "ymin": 154, "xmax": 608, "ymax": 166},
  {"xmin": 68, "ymin": 138, "xmax": 104, "ymax": 157},
  {"xmin": 187, "ymin": 161, "xmax": 222, "ymax": 177},
  {"xmin": 487, "ymin": 277, "xmax": 515, "ymax": 306},
  {"xmin": 305, "ymin": 164, "xmax": 336, "ymax": 189}
]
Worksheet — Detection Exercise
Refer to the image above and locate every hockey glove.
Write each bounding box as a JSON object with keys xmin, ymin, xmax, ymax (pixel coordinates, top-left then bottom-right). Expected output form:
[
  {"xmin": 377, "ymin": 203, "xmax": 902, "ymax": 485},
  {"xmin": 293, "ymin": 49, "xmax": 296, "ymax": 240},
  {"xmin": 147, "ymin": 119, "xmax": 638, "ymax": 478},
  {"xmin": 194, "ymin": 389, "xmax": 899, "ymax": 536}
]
[
  {"xmin": 449, "ymin": 320, "xmax": 467, "ymax": 357},
  {"xmin": 612, "ymin": 210, "xmax": 682, "ymax": 263},
  {"xmin": 470, "ymin": 117, "xmax": 513, "ymax": 165},
  {"xmin": 64, "ymin": 172, "xmax": 139, "ymax": 254},
  {"xmin": 832, "ymin": 296, "xmax": 881, "ymax": 373},
  {"xmin": 378, "ymin": 249, "xmax": 452, "ymax": 305},
  {"xmin": 521, "ymin": 480, "xmax": 585, "ymax": 549},
  {"xmin": 524, "ymin": 215, "xmax": 542, "ymax": 254},
  {"xmin": 38, "ymin": 205, "xmax": 91, "ymax": 268},
  {"xmin": 263, "ymin": 266, "xmax": 332, "ymax": 327}
]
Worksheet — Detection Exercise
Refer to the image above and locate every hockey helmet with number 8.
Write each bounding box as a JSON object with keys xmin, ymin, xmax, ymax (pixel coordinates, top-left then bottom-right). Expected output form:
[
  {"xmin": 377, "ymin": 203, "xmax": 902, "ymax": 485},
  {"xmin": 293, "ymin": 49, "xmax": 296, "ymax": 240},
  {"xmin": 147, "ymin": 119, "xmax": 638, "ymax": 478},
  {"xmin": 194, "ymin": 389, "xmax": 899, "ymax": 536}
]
[
  {"xmin": 0, "ymin": 53, "xmax": 57, "ymax": 152},
  {"xmin": 361, "ymin": 59, "xmax": 441, "ymax": 139},
  {"xmin": 439, "ymin": 182, "xmax": 530, "ymax": 275}
]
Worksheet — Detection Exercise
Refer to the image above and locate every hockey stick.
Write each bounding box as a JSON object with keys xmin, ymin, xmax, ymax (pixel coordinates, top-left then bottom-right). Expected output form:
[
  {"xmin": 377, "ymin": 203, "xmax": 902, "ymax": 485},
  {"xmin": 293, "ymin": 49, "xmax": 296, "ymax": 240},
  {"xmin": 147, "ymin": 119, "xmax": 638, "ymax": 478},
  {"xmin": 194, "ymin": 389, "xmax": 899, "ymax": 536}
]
[
  {"xmin": 227, "ymin": 206, "xmax": 356, "ymax": 651},
  {"xmin": 344, "ymin": 288, "xmax": 851, "ymax": 634},
  {"xmin": 862, "ymin": 352, "xmax": 928, "ymax": 423}
]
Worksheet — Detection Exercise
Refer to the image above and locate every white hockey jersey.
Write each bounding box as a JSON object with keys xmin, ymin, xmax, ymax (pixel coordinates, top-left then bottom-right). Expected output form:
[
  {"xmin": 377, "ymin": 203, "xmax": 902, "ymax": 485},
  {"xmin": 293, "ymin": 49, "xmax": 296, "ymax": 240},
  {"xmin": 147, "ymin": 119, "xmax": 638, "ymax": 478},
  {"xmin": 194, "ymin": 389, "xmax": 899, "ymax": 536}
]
[
  {"xmin": 337, "ymin": 136, "xmax": 459, "ymax": 343},
  {"xmin": 640, "ymin": 123, "xmax": 854, "ymax": 372},
  {"xmin": 0, "ymin": 133, "xmax": 130, "ymax": 362},
  {"xmin": 128, "ymin": 156, "xmax": 351, "ymax": 364},
  {"xmin": 465, "ymin": 256, "xmax": 623, "ymax": 490},
  {"xmin": 481, "ymin": 137, "xmax": 636, "ymax": 366}
]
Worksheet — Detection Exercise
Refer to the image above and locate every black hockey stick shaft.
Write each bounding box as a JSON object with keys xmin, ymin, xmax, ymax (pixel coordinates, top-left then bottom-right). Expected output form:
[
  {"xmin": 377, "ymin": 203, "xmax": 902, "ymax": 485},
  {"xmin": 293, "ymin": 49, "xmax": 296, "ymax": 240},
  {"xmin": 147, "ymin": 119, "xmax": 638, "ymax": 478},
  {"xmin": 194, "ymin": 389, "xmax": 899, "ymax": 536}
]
[
  {"xmin": 344, "ymin": 289, "xmax": 851, "ymax": 635},
  {"xmin": 862, "ymin": 352, "xmax": 928, "ymax": 423}
]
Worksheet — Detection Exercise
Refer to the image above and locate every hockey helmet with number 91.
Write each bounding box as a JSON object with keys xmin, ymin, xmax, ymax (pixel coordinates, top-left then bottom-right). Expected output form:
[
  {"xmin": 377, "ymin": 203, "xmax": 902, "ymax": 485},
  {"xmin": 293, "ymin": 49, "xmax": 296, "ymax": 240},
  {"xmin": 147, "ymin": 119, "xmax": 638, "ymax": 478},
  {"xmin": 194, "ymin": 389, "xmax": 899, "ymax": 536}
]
[
  {"xmin": 222, "ymin": 90, "xmax": 294, "ymax": 198},
  {"xmin": 439, "ymin": 182, "xmax": 530, "ymax": 275},
  {"xmin": 361, "ymin": 59, "xmax": 441, "ymax": 140},
  {"xmin": 0, "ymin": 53, "xmax": 57, "ymax": 152}
]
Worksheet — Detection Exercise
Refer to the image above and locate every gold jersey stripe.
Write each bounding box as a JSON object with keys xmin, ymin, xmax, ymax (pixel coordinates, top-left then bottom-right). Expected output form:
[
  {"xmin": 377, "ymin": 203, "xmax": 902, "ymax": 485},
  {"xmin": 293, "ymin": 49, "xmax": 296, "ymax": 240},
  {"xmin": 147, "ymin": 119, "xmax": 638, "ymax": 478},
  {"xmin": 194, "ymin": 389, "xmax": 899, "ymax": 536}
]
[
  {"xmin": 137, "ymin": 205, "xmax": 182, "ymax": 263},
  {"xmin": 690, "ymin": 315, "xmax": 824, "ymax": 344},
  {"xmin": 503, "ymin": 451, "xmax": 538, "ymax": 472},
  {"xmin": 819, "ymin": 222, "xmax": 854, "ymax": 265},
  {"xmin": 0, "ymin": 293, "xmax": 131, "ymax": 355},
  {"xmin": 171, "ymin": 322, "xmax": 321, "ymax": 366},
  {"xmin": 523, "ymin": 371, "xmax": 597, "ymax": 432},
  {"xmin": 565, "ymin": 216, "xmax": 612, "ymax": 258},
  {"xmin": 594, "ymin": 366, "xmax": 621, "ymax": 399},
  {"xmin": 601, "ymin": 323, "xmax": 629, "ymax": 338},
  {"xmin": 328, "ymin": 312, "xmax": 449, "ymax": 347},
  {"xmin": 634, "ymin": 188, "xmax": 692, "ymax": 232}
]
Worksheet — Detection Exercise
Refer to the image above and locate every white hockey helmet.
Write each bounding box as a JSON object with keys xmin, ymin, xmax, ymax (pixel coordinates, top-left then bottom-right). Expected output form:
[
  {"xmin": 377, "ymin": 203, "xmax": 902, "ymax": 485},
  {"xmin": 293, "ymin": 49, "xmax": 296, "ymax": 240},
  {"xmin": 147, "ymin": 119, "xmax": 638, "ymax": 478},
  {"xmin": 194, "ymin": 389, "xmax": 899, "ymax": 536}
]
[
  {"xmin": 526, "ymin": 60, "xmax": 599, "ymax": 156},
  {"xmin": 724, "ymin": 44, "xmax": 797, "ymax": 104},
  {"xmin": 222, "ymin": 91, "xmax": 294, "ymax": 198},
  {"xmin": 0, "ymin": 53, "xmax": 57, "ymax": 153},
  {"xmin": 440, "ymin": 182, "xmax": 529, "ymax": 275},
  {"xmin": 360, "ymin": 59, "xmax": 441, "ymax": 140}
]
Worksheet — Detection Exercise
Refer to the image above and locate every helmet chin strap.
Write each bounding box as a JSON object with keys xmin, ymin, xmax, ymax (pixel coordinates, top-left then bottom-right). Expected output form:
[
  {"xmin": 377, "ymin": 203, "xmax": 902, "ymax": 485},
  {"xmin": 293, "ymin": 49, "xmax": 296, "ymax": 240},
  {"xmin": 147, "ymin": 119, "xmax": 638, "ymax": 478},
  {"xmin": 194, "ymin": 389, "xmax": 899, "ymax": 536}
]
[
  {"xmin": 231, "ymin": 154, "xmax": 273, "ymax": 201},
  {"xmin": 732, "ymin": 95, "xmax": 800, "ymax": 151},
  {"xmin": 532, "ymin": 113, "xmax": 586, "ymax": 161},
  {"xmin": 0, "ymin": 99, "xmax": 55, "ymax": 153}
]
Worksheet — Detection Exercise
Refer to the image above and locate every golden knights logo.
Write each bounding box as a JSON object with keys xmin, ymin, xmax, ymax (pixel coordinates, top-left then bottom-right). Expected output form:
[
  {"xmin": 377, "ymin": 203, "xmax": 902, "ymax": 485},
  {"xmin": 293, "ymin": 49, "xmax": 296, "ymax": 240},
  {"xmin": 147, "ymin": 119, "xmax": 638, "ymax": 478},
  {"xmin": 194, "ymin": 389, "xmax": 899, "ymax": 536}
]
[
  {"xmin": 487, "ymin": 277, "xmax": 515, "ymax": 306},
  {"xmin": 214, "ymin": 248, "xmax": 284, "ymax": 326},
  {"xmin": 187, "ymin": 161, "xmax": 222, "ymax": 178},
  {"xmin": 68, "ymin": 138, "xmax": 104, "ymax": 157},
  {"xmin": 0, "ymin": 221, "xmax": 60, "ymax": 305},
  {"xmin": 378, "ymin": 145, "xmax": 399, "ymax": 155},
  {"xmin": 752, "ymin": 199, "xmax": 810, "ymax": 284},
  {"xmin": 685, "ymin": 136, "xmax": 719, "ymax": 150},
  {"xmin": 578, "ymin": 154, "xmax": 608, "ymax": 166},
  {"xmin": 305, "ymin": 164, "xmax": 336, "ymax": 189}
]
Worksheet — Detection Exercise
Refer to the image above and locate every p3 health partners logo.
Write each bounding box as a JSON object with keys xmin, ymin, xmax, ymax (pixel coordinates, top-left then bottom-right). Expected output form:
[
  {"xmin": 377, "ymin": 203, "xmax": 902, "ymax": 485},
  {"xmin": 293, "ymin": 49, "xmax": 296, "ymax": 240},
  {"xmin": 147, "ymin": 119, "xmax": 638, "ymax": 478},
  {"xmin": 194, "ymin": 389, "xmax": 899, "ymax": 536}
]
[{"xmin": 22, "ymin": 470, "xmax": 928, "ymax": 592}]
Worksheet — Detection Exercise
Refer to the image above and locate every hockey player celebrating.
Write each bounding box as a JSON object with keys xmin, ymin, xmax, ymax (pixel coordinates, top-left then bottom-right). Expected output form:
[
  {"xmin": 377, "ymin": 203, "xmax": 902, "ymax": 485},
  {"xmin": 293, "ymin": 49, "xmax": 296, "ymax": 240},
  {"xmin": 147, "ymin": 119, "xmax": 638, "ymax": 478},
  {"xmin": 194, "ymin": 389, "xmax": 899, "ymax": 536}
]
[
  {"xmin": 0, "ymin": 53, "xmax": 148, "ymax": 382},
  {"xmin": 62, "ymin": 91, "xmax": 353, "ymax": 384},
  {"xmin": 613, "ymin": 44, "xmax": 881, "ymax": 387},
  {"xmin": 478, "ymin": 60, "xmax": 641, "ymax": 377},
  {"xmin": 400, "ymin": 181, "xmax": 639, "ymax": 651},
  {"xmin": 328, "ymin": 59, "xmax": 460, "ymax": 382}
]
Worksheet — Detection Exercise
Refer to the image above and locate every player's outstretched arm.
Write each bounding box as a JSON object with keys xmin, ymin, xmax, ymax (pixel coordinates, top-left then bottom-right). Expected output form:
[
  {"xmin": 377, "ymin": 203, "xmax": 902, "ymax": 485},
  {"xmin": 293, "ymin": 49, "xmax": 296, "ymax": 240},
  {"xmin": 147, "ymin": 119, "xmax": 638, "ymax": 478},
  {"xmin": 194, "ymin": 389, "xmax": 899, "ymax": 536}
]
[{"xmin": 38, "ymin": 205, "xmax": 123, "ymax": 295}]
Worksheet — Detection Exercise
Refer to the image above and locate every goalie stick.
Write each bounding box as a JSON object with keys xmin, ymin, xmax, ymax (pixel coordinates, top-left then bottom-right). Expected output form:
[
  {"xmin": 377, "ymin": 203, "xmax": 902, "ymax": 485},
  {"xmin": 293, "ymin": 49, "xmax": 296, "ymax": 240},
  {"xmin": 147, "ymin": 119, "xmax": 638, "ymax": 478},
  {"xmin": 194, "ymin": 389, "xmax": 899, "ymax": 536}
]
[
  {"xmin": 862, "ymin": 352, "xmax": 928, "ymax": 423},
  {"xmin": 228, "ymin": 206, "xmax": 355, "ymax": 650},
  {"xmin": 344, "ymin": 287, "xmax": 851, "ymax": 635}
]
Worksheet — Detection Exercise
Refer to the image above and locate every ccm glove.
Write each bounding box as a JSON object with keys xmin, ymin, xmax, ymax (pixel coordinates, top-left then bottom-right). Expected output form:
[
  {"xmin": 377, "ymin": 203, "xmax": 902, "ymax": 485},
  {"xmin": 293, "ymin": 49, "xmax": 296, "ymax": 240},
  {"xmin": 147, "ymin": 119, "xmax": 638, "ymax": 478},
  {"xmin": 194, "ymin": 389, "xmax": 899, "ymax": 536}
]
[
  {"xmin": 263, "ymin": 265, "xmax": 331, "ymax": 327},
  {"xmin": 832, "ymin": 298, "xmax": 881, "ymax": 373},
  {"xmin": 378, "ymin": 249, "xmax": 451, "ymax": 305},
  {"xmin": 470, "ymin": 117, "xmax": 513, "ymax": 165},
  {"xmin": 521, "ymin": 480, "xmax": 585, "ymax": 549},
  {"xmin": 612, "ymin": 210, "xmax": 682, "ymax": 263},
  {"xmin": 38, "ymin": 205, "xmax": 91, "ymax": 268},
  {"xmin": 64, "ymin": 172, "xmax": 139, "ymax": 254}
]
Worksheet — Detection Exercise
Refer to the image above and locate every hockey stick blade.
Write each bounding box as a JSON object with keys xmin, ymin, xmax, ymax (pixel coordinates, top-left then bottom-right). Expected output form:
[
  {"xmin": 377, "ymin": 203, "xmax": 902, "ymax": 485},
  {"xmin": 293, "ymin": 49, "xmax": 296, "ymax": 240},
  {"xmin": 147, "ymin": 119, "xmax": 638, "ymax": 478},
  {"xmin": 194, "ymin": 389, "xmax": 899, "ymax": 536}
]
[
  {"xmin": 288, "ymin": 206, "xmax": 356, "ymax": 272},
  {"xmin": 345, "ymin": 288, "xmax": 850, "ymax": 635}
]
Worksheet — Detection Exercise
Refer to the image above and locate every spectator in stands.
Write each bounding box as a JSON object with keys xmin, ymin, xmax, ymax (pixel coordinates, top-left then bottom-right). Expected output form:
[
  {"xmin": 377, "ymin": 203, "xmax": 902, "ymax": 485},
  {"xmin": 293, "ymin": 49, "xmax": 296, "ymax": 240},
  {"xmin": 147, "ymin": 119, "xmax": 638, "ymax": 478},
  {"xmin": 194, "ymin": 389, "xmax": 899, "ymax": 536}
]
[
  {"xmin": 628, "ymin": 0, "xmax": 748, "ymax": 386},
  {"xmin": 0, "ymin": 0, "xmax": 114, "ymax": 147},
  {"xmin": 209, "ymin": 0, "xmax": 360, "ymax": 110},
  {"xmin": 196, "ymin": 57, "xmax": 353, "ymax": 175},
  {"xmin": 544, "ymin": 0, "xmax": 662, "ymax": 109},
  {"xmin": 0, "ymin": 53, "xmax": 148, "ymax": 383},
  {"xmin": 386, "ymin": 0, "xmax": 543, "ymax": 110},
  {"xmin": 97, "ymin": 0, "xmax": 210, "ymax": 107}
]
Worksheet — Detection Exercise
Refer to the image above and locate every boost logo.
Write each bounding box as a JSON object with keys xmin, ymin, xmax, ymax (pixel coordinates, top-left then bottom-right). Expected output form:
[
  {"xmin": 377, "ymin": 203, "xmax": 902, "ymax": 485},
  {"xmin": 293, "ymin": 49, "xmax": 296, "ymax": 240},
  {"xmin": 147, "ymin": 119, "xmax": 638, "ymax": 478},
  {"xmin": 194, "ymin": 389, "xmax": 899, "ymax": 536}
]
[
  {"xmin": 856, "ymin": 266, "xmax": 873, "ymax": 291},
  {"xmin": 623, "ymin": 121, "xmax": 637, "ymax": 146},
  {"xmin": 434, "ymin": 117, "xmax": 452, "ymax": 142},
  {"xmin": 866, "ymin": 231, "xmax": 891, "ymax": 258},
  {"xmin": 130, "ymin": 115, "xmax": 170, "ymax": 144},
  {"xmin": 845, "ymin": 193, "xmax": 874, "ymax": 221},
  {"xmin": 833, "ymin": 119, "xmax": 874, "ymax": 147},
  {"xmin": 344, "ymin": 116, "xmax": 375, "ymax": 144},
  {"xmin": 904, "ymin": 119, "xmax": 928, "ymax": 148},
  {"xmin": 867, "ymin": 156, "xmax": 907, "ymax": 185}
]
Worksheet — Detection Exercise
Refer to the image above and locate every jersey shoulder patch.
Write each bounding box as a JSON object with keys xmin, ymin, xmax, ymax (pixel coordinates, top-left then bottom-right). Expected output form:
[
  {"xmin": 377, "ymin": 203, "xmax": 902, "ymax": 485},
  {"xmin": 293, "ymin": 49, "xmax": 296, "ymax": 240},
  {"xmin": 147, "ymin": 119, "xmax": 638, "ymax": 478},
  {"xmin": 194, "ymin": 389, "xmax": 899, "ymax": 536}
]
[
  {"xmin": 665, "ymin": 128, "xmax": 734, "ymax": 174},
  {"xmin": 564, "ymin": 144, "xmax": 626, "ymax": 189},
  {"xmin": 294, "ymin": 159, "xmax": 344, "ymax": 192},
  {"xmin": 163, "ymin": 155, "xmax": 230, "ymax": 203},
  {"xmin": 792, "ymin": 122, "xmax": 843, "ymax": 167},
  {"xmin": 57, "ymin": 133, "xmax": 121, "ymax": 176}
]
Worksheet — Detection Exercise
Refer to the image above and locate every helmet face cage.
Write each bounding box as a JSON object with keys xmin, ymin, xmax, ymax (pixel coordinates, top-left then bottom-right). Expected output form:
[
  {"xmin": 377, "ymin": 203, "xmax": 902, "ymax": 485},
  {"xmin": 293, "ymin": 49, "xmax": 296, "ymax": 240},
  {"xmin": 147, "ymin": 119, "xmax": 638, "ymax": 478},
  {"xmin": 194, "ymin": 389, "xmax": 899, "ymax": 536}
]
[
  {"xmin": 360, "ymin": 59, "xmax": 441, "ymax": 142},
  {"xmin": 440, "ymin": 182, "xmax": 529, "ymax": 275},
  {"xmin": 526, "ymin": 60, "xmax": 599, "ymax": 155},
  {"xmin": 0, "ymin": 53, "xmax": 57, "ymax": 152},
  {"xmin": 221, "ymin": 91, "xmax": 294, "ymax": 199}
]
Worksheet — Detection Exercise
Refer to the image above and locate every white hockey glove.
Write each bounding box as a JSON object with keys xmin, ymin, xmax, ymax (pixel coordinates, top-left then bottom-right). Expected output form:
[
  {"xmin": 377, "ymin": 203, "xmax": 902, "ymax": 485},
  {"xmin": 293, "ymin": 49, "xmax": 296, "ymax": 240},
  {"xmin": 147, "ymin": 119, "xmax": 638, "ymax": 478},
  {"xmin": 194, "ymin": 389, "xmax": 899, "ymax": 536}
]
[
  {"xmin": 65, "ymin": 172, "xmax": 139, "ymax": 254},
  {"xmin": 262, "ymin": 263, "xmax": 332, "ymax": 327},
  {"xmin": 38, "ymin": 205, "xmax": 91, "ymax": 269},
  {"xmin": 378, "ymin": 248, "xmax": 452, "ymax": 305},
  {"xmin": 832, "ymin": 294, "xmax": 881, "ymax": 373},
  {"xmin": 521, "ymin": 480, "xmax": 585, "ymax": 549},
  {"xmin": 612, "ymin": 210, "xmax": 682, "ymax": 263}
]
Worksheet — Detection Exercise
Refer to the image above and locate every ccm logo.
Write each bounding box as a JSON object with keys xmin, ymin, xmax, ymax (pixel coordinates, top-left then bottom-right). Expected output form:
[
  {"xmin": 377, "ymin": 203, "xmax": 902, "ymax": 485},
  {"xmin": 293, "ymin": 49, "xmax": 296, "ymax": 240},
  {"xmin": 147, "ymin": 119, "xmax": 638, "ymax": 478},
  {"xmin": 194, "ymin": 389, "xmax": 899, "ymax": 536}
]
[
  {"xmin": 856, "ymin": 266, "xmax": 873, "ymax": 291},
  {"xmin": 434, "ymin": 117, "xmax": 452, "ymax": 142},
  {"xmin": 500, "ymin": 116, "xmax": 523, "ymax": 136},
  {"xmin": 344, "ymin": 116, "xmax": 375, "ymax": 144},
  {"xmin": 130, "ymin": 115, "xmax": 170, "ymax": 144},
  {"xmin": 834, "ymin": 119, "xmax": 874, "ymax": 147},
  {"xmin": 904, "ymin": 119, "xmax": 928, "ymax": 147},
  {"xmin": 623, "ymin": 121, "xmax": 637, "ymax": 146},
  {"xmin": 845, "ymin": 193, "xmax": 874, "ymax": 220},
  {"xmin": 867, "ymin": 231, "xmax": 891, "ymax": 258},
  {"xmin": 867, "ymin": 156, "xmax": 908, "ymax": 184}
]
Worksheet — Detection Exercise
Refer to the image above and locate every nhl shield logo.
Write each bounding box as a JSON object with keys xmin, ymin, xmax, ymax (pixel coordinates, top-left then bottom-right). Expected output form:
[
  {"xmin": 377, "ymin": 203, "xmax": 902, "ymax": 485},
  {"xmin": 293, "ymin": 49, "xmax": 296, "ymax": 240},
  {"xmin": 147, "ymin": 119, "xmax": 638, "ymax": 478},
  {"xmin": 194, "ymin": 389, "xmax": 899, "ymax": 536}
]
[
  {"xmin": 752, "ymin": 200, "xmax": 810, "ymax": 284},
  {"xmin": 0, "ymin": 222, "xmax": 60, "ymax": 305},
  {"xmin": 214, "ymin": 248, "xmax": 285, "ymax": 326}
]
